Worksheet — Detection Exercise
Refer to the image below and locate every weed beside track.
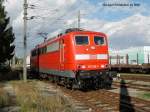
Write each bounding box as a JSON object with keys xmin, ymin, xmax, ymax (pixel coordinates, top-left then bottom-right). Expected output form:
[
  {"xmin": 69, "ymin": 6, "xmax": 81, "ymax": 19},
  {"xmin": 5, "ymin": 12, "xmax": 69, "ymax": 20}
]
[{"xmin": 0, "ymin": 80, "xmax": 75, "ymax": 112}]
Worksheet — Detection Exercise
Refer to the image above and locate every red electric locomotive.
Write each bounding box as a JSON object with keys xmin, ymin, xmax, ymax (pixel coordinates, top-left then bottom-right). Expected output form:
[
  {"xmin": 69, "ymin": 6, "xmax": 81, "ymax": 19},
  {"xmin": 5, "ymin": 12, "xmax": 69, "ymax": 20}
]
[{"xmin": 30, "ymin": 28, "xmax": 113, "ymax": 89}]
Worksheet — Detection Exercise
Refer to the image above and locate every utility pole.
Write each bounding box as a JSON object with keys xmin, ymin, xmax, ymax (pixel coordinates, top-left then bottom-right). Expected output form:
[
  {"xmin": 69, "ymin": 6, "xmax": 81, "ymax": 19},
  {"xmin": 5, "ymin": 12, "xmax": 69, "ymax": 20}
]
[
  {"xmin": 12, "ymin": 54, "xmax": 16, "ymax": 68},
  {"xmin": 23, "ymin": 0, "xmax": 28, "ymax": 82},
  {"xmin": 78, "ymin": 10, "xmax": 80, "ymax": 28},
  {"xmin": 148, "ymin": 53, "xmax": 149, "ymax": 64},
  {"xmin": 137, "ymin": 53, "xmax": 139, "ymax": 65}
]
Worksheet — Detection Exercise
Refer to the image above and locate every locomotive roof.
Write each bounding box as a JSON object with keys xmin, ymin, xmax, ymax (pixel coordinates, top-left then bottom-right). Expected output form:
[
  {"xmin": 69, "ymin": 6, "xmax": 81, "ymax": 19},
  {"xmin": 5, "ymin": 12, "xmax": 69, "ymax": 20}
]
[{"xmin": 32, "ymin": 28, "xmax": 107, "ymax": 51}]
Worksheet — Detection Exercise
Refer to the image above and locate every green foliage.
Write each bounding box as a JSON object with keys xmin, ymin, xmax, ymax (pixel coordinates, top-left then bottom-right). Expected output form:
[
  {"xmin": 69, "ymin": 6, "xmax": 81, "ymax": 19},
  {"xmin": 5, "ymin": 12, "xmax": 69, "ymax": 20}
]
[
  {"xmin": 0, "ymin": 0, "xmax": 15, "ymax": 64},
  {"xmin": 142, "ymin": 93, "xmax": 150, "ymax": 99}
]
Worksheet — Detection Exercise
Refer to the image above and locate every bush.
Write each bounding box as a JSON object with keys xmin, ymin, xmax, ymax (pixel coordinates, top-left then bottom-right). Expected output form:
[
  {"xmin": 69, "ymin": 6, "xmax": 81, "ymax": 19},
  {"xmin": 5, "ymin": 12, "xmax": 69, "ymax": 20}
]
[
  {"xmin": 0, "ymin": 71, "xmax": 20, "ymax": 81},
  {"xmin": 0, "ymin": 64, "xmax": 11, "ymax": 73}
]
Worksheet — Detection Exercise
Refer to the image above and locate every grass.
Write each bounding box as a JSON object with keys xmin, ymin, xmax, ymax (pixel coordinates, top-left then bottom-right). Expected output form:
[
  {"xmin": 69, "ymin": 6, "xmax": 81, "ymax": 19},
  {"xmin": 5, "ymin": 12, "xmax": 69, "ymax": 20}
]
[
  {"xmin": 142, "ymin": 93, "xmax": 150, "ymax": 99},
  {"xmin": 0, "ymin": 84, "xmax": 11, "ymax": 108},
  {"xmin": 138, "ymin": 92, "xmax": 150, "ymax": 101},
  {"xmin": 10, "ymin": 80, "xmax": 73, "ymax": 112}
]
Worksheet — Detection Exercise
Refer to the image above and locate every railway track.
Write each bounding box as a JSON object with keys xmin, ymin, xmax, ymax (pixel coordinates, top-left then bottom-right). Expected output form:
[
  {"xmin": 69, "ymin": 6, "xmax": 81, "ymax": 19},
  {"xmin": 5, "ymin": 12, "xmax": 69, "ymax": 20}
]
[
  {"xmin": 112, "ymin": 82, "xmax": 150, "ymax": 91},
  {"xmin": 39, "ymin": 74, "xmax": 150, "ymax": 112},
  {"xmin": 120, "ymin": 74, "xmax": 150, "ymax": 82},
  {"xmin": 61, "ymin": 88, "xmax": 150, "ymax": 112},
  {"xmin": 41, "ymin": 79, "xmax": 150, "ymax": 112},
  {"xmin": 113, "ymin": 74, "xmax": 150, "ymax": 91},
  {"xmin": 34, "ymin": 72, "xmax": 150, "ymax": 112}
]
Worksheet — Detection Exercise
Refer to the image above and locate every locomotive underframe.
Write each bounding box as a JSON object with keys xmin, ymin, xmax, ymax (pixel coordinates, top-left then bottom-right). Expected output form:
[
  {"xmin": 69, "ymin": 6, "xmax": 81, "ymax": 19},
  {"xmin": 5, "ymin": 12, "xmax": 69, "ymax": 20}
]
[
  {"xmin": 30, "ymin": 68, "xmax": 114, "ymax": 90},
  {"xmin": 74, "ymin": 70, "xmax": 114, "ymax": 89}
]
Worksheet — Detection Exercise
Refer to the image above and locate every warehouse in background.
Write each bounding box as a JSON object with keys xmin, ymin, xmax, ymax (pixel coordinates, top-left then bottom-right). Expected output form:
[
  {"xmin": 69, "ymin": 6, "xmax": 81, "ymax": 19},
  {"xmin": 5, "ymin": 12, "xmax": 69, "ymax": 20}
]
[{"xmin": 109, "ymin": 46, "xmax": 150, "ymax": 65}]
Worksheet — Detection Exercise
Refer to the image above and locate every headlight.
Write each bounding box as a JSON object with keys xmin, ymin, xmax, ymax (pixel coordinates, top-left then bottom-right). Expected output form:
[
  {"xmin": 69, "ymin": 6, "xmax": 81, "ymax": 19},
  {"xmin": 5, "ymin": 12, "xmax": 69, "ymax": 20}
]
[
  {"xmin": 101, "ymin": 65, "xmax": 105, "ymax": 68},
  {"xmin": 81, "ymin": 65, "xmax": 86, "ymax": 69}
]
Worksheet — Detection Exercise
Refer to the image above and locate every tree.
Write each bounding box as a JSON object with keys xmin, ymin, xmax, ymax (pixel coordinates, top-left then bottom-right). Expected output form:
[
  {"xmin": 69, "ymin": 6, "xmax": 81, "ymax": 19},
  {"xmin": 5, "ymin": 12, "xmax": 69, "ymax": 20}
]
[{"xmin": 0, "ymin": 0, "xmax": 15, "ymax": 65}]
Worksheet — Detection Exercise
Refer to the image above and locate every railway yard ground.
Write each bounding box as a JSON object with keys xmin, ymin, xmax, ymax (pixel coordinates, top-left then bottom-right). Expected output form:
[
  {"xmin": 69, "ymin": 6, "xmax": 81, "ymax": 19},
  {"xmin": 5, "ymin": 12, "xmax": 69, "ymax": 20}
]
[
  {"xmin": 0, "ymin": 80, "xmax": 74, "ymax": 112},
  {"xmin": 0, "ymin": 72, "xmax": 150, "ymax": 112}
]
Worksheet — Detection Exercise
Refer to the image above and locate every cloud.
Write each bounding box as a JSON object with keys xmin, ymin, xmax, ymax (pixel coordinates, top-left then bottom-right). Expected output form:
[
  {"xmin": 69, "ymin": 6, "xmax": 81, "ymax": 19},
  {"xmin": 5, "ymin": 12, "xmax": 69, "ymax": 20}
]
[
  {"xmin": 3, "ymin": 0, "xmax": 150, "ymax": 57},
  {"xmin": 82, "ymin": 14, "xmax": 150, "ymax": 49},
  {"xmin": 108, "ymin": 14, "xmax": 150, "ymax": 49},
  {"xmin": 4, "ymin": 0, "xmax": 84, "ymax": 56},
  {"xmin": 4, "ymin": 0, "xmax": 23, "ymax": 22}
]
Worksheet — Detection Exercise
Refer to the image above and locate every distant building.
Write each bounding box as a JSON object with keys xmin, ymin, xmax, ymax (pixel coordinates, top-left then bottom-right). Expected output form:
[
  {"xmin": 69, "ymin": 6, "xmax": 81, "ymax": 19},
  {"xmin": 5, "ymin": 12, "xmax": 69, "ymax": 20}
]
[{"xmin": 109, "ymin": 46, "xmax": 150, "ymax": 65}]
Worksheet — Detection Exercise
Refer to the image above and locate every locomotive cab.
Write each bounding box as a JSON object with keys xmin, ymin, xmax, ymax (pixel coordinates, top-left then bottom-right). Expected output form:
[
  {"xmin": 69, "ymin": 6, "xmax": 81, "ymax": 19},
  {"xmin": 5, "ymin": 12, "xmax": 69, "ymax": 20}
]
[
  {"xmin": 73, "ymin": 32, "xmax": 109, "ymax": 71},
  {"xmin": 70, "ymin": 31, "xmax": 112, "ymax": 89}
]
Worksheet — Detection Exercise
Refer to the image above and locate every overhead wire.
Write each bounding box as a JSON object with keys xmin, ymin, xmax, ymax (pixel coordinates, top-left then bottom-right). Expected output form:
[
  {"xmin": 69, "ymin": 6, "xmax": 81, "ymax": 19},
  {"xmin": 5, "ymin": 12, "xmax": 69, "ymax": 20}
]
[{"xmin": 25, "ymin": 0, "xmax": 88, "ymax": 48}]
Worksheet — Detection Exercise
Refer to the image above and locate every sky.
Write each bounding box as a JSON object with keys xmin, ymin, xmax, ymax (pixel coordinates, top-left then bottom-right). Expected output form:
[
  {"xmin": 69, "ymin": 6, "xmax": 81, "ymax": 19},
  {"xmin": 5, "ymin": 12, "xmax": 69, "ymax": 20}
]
[{"xmin": 3, "ymin": 0, "xmax": 150, "ymax": 57}]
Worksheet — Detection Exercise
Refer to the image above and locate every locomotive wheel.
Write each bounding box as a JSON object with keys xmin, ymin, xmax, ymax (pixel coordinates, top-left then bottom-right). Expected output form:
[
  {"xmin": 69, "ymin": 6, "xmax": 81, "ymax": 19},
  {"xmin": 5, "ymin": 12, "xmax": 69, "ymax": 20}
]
[
  {"xmin": 71, "ymin": 78, "xmax": 83, "ymax": 90},
  {"xmin": 48, "ymin": 76, "xmax": 54, "ymax": 83},
  {"xmin": 77, "ymin": 76, "xmax": 86, "ymax": 90},
  {"xmin": 104, "ymin": 77, "xmax": 112, "ymax": 89},
  {"xmin": 72, "ymin": 79, "xmax": 78, "ymax": 90},
  {"xmin": 64, "ymin": 78, "xmax": 72, "ymax": 89},
  {"xmin": 94, "ymin": 78, "xmax": 100, "ymax": 90}
]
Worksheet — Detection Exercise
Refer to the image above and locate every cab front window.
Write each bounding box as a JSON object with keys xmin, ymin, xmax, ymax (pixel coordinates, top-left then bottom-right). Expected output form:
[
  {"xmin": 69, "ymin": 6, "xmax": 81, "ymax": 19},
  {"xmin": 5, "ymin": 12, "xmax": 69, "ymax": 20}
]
[
  {"xmin": 94, "ymin": 36, "xmax": 105, "ymax": 45},
  {"xmin": 75, "ymin": 36, "xmax": 89, "ymax": 45}
]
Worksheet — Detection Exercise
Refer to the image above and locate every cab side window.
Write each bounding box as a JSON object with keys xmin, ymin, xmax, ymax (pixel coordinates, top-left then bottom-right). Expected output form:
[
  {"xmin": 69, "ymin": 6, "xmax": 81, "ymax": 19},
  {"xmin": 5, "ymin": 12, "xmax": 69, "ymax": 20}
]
[
  {"xmin": 94, "ymin": 36, "xmax": 105, "ymax": 45},
  {"xmin": 75, "ymin": 36, "xmax": 89, "ymax": 45}
]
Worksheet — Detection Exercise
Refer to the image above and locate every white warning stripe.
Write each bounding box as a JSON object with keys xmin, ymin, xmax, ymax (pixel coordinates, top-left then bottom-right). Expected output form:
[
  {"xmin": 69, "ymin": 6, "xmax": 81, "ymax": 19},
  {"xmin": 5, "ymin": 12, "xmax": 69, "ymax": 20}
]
[
  {"xmin": 75, "ymin": 54, "xmax": 90, "ymax": 60},
  {"xmin": 75, "ymin": 54, "xmax": 108, "ymax": 60},
  {"xmin": 97, "ymin": 54, "xmax": 108, "ymax": 59}
]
